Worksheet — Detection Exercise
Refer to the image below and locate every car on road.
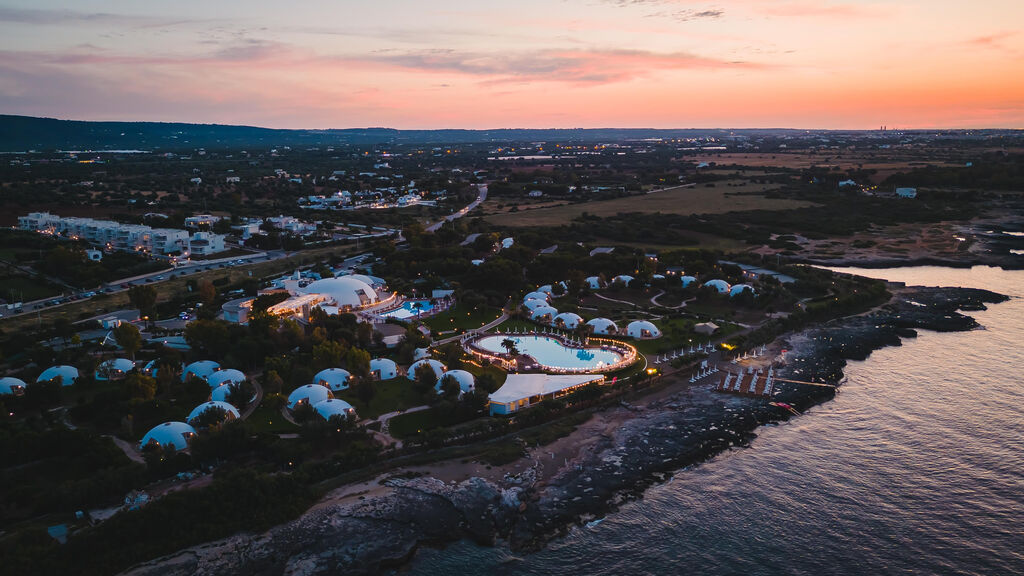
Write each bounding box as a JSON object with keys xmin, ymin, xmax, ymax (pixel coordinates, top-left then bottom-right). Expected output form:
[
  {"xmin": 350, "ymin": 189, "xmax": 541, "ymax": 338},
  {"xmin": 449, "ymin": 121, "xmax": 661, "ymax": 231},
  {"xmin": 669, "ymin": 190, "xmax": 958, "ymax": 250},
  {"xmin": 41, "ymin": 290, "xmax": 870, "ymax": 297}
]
[{"xmin": 155, "ymin": 275, "xmax": 165, "ymax": 280}]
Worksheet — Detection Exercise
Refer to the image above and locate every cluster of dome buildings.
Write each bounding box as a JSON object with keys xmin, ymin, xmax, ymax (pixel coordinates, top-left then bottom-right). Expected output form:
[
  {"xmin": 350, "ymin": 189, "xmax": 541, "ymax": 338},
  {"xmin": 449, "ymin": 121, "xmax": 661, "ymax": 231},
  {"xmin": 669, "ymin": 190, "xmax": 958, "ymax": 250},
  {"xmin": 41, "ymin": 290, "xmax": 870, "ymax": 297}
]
[
  {"xmin": 140, "ymin": 362, "xmax": 252, "ymax": 451},
  {"xmin": 285, "ymin": 384, "xmax": 357, "ymax": 421},
  {"xmin": 700, "ymin": 278, "xmax": 756, "ymax": 298},
  {"xmin": 579, "ymin": 272, "xmax": 757, "ymax": 298},
  {"xmin": 1, "ymin": 365, "xmax": 84, "ymax": 397},
  {"xmin": 520, "ymin": 291, "xmax": 662, "ymax": 340}
]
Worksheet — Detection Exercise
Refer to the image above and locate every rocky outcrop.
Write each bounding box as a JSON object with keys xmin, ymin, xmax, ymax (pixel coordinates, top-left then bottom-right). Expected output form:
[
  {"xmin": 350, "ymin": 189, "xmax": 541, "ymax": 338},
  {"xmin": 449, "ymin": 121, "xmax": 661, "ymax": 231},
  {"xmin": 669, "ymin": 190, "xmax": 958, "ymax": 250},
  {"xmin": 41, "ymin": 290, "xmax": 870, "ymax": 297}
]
[{"xmin": 122, "ymin": 477, "xmax": 515, "ymax": 576}]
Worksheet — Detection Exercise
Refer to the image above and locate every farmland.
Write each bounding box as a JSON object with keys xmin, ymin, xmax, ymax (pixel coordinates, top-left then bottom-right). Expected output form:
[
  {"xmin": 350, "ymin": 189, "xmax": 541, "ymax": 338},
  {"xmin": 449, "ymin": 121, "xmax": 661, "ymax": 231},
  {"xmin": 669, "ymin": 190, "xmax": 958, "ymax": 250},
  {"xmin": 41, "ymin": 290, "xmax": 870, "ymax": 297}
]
[{"xmin": 486, "ymin": 181, "xmax": 815, "ymax": 227}]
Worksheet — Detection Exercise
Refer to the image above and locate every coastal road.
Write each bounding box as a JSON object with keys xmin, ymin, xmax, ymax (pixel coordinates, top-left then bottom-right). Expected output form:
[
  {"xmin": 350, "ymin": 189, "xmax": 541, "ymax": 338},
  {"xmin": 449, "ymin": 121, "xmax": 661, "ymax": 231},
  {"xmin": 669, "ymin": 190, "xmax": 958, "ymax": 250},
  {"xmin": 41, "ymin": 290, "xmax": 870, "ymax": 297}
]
[{"xmin": 426, "ymin": 184, "xmax": 487, "ymax": 232}]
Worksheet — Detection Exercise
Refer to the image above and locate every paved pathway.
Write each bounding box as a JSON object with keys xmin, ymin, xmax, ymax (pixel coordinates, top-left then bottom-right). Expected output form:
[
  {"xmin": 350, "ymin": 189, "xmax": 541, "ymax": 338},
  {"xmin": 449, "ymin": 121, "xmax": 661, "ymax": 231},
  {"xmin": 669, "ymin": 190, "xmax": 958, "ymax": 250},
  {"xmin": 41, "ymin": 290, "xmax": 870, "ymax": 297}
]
[
  {"xmin": 426, "ymin": 184, "xmax": 488, "ymax": 232},
  {"xmin": 240, "ymin": 380, "xmax": 264, "ymax": 420},
  {"xmin": 649, "ymin": 291, "xmax": 693, "ymax": 309}
]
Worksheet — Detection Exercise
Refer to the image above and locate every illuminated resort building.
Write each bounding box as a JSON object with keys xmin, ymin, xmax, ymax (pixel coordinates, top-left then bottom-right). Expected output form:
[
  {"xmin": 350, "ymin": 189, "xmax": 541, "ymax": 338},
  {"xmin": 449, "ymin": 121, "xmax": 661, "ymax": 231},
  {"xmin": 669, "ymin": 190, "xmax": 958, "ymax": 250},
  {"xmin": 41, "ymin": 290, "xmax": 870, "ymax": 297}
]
[
  {"xmin": 222, "ymin": 274, "xmax": 397, "ymax": 324},
  {"xmin": 488, "ymin": 374, "xmax": 605, "ymax": 415}
]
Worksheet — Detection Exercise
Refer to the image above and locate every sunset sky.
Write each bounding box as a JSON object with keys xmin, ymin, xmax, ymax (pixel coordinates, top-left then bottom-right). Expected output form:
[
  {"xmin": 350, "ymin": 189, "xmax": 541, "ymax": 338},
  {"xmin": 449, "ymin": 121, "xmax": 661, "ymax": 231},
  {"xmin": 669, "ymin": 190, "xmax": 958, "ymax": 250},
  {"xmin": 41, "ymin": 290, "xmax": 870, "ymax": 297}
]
[{"xmin": 1, "ymin": 0, "xmax": 1021, "ymax": 129}]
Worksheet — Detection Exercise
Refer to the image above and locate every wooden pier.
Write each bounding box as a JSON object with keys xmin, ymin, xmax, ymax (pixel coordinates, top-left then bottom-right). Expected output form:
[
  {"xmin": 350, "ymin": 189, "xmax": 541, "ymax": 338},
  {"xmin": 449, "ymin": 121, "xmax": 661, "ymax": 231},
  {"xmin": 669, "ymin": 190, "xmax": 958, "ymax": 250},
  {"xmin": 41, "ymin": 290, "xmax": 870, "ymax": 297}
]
[
  {"xmin": 715, "ymin": 367, "xmax": 777, "ymax": 397},
  {"xmin": 715, "ymin": 367, "xmax": 837, "ymax": 398}
]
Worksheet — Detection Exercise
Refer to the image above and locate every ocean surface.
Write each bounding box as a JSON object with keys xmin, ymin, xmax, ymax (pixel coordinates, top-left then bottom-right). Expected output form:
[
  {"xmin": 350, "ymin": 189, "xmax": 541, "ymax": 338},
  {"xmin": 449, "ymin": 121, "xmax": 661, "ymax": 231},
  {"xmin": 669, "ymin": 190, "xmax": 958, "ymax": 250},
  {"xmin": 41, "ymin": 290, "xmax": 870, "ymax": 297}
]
[{"xmin": 400, "ymin": 266, "xmax": 1024, "ymax": 575}]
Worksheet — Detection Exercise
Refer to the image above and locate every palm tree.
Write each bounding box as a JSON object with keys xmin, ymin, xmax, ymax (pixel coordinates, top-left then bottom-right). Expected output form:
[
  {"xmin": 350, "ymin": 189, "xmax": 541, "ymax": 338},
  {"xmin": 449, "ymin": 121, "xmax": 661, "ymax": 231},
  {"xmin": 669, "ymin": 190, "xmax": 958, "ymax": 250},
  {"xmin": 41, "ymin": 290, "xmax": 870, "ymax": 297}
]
[{"xmin": 500, "ymin": 338, "xmax": 519, "ymax": 357}]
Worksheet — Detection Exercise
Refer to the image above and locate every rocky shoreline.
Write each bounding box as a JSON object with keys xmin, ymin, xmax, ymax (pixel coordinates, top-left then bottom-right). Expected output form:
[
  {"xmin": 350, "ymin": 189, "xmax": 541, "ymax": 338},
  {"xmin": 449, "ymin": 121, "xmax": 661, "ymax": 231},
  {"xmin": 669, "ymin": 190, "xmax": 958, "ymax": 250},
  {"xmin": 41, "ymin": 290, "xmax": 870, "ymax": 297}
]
[
  {"xmin": 797, "ymin": 255, "xmax": 1024, "ymax": 271},
  {"xmin": 121, "ymin": 285, "xmax": 1008, "ymax": 576}
]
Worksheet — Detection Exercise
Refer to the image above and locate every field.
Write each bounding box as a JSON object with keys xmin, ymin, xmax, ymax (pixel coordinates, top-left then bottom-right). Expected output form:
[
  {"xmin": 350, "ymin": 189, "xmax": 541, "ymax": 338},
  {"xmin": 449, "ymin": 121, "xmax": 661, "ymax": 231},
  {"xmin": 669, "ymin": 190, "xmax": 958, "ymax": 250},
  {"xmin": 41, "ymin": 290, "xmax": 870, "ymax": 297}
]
[
  {"xmin": 486, "ymin": 181, "xmax": 815, "ymax": 228},
  {"xmin": 0, "ymin": 275, "xmax": 62, "ymax": 302},
  {"xmin": 689, "ymin": 152, "xmax": 967, "ymax": 184}
]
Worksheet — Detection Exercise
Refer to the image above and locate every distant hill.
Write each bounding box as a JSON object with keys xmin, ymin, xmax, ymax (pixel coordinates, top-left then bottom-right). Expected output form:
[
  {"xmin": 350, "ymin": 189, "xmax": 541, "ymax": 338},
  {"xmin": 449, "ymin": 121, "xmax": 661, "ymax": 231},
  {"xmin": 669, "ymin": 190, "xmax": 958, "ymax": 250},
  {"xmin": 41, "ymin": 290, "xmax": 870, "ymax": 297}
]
[{"xmin": 0, "ymin": 115, "xmax": 808, "ymax": 152}]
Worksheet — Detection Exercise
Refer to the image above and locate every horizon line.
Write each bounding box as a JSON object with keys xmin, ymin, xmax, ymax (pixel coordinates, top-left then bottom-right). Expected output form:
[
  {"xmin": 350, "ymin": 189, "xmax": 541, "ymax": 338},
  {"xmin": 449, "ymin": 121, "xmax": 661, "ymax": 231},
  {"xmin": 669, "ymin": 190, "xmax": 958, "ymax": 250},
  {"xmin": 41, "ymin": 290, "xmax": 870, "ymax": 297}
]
[{"xmin": 5, "ymin": 114, "xmax": 1023, "ymax": 133}]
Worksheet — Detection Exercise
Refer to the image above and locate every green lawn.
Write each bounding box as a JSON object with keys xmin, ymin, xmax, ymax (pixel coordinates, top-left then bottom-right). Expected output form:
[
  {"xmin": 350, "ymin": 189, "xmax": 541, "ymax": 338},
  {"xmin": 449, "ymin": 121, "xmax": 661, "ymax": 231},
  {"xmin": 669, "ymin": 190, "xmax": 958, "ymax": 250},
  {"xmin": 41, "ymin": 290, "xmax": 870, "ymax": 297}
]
[
  {"xmin": 387, "ymin": 409, "xmax": 441, "ymax": 438},
  {"xmin": 246, "ymin": 404, "xmax": 299, "ymax": 434},
  {"xmin": 388, "ymin": 406, "xmax": 483, "ymax": 439},
  {"xmin": 460, "ymin": 363, "xmax": 508, "ymax": 386},
  {"xmin": 335, "ymin": 377, "xmax": 431, "ymax": 420},
  {"xmin": 423, "ymin": 303, "xmax": 502, "ymax": 333}
]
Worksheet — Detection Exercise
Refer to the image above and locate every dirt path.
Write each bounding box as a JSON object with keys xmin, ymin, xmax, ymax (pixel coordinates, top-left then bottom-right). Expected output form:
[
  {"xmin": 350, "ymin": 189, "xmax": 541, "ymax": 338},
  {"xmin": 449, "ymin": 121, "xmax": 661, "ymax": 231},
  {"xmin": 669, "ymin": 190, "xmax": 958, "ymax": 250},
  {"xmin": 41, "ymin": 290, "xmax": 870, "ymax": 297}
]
[{"xmin": 107, "ymin": 435, "xmax": 146, "ymax": 464}]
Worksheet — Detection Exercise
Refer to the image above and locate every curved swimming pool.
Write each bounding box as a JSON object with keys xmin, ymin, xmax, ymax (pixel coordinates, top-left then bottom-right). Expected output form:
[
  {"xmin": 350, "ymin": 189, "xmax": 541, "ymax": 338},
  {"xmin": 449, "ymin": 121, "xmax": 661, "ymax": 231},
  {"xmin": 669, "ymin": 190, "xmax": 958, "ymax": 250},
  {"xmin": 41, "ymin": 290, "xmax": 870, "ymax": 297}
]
[
  {"xmin": 379, "ymin": 300, "xmax": 435, "ymax": 320},
  {"xmin": 473, "ymin": 335, "xmax": 628, "ymax": 371}
]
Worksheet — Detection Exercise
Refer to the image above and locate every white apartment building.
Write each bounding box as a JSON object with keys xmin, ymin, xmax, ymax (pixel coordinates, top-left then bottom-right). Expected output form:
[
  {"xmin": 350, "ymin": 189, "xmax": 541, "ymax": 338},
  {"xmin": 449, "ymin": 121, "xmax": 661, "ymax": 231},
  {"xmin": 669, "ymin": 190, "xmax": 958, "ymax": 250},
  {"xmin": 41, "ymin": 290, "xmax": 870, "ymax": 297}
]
[
  {"xmin": 187, "ymin": 231, "xmax": 226, "ymax": 256},
  {"xmin": 18, "ymin": 212, "xmax": 225, "ymax": 256}
]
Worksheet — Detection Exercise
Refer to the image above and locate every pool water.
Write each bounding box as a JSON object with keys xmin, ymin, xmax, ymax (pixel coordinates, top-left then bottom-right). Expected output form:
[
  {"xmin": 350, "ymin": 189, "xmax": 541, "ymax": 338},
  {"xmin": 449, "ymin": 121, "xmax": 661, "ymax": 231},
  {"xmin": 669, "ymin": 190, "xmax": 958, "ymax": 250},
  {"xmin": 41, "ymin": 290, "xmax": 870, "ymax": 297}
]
[
  {"xmin": 474, "ymin": 335, "xmax": 625, "ymax": 371},
  {"xmin": 380, "ymin": 300, "xmax": 434, "ymax": 320}
]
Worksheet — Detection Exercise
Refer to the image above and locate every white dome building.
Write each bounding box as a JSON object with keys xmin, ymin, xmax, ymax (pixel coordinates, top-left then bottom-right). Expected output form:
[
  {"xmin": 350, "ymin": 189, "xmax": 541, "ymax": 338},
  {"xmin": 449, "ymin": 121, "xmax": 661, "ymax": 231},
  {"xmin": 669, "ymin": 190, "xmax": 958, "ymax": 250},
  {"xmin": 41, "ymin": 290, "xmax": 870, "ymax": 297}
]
[
  {"xmin": 523, "ymin": 299, "xmax": 549, "ymax": 312},
  {"xmin": 437, "ymin": 370, "xmax": 475, "ymax": 394},
  {"xmin": 95, "ymin": 358, "xmax": 135, "ymax": 381},
  {"xmin": 370, "ymin": 358, "xmax": 398, "ymax": 380},
  {"xmin": 585, "ymin": 276, "xmax": 604, "ymax": 290},
  {"xmin": 530, "ymin": 306, "xmax": 558, "ymax": 324},
  {"xmin": 287, "ymin": 384, "xmax": 333, "ymax": 410},
  {"xmin": 408, "ymin": 359, "xmax": 446, "ymax": 381},
  {"xmin": 299, "ymin": 276, "xmax": 380, "ymax": 310},
  {"xmin": 729, "ymin": 284, "xmax": 756, "ymax": 298},
  {"xmin": 210, "ymin": 382, "xmax": 257, "ymax": 405},
  {"xmin": 554, "ymin": 312, "xmax": 583, "ymax": 329},
  {"xmin": 613, "ymin": 275, "xmax": 635, "ymax": 286},
  {"xmin": 313, "ymin": 368, "xmax": 353, "ymax": 391},
  {"xmin": 182, "ymin": 360, "xmax": 220, "ymax": 383},
  {"xmin": 187, "ymin": 401, "xmax": 240, "ymax": 425},
  {"xmin": 523, "ymin": 291, "xmax": 549, "ymax": 303},
  {"xmin": 412, "ymin": 347, "xmax": 431, "ymax": 361},
  {"xmin": 680, "ymin": 275, "xmax": 697, "ymax": 288},
  {"xmin": 207, "ymin": 368, "xmax": 246, "ymax": 389},
  {"xmin": 139, "ymin": 421, "xmax": 196, "ymax": 451},
  {"xmin": 586, "ymin": 318, "xmax": 619, "ymax": 336},
  {"xmin": 313, "ymin": 398, "xmax": 356, "ymax": 421},
  {"xmin": 37, "ymin": 365, "xmax": 79, "ymax": 386},
  {"xmin": 345, "ymin": 273, "xmax": 387, "ymax": 290},
  {"xmin": 703, "ymin": 279, "xmax": 731, "ymax": 294},
  {"xmin": 627, "ymin": 320, "xmax": 661, "ymax": 339},
  {"xmin": 0, "ymin": 377, "xmax": 26, "ymax": 396},
  {"xmin": 537, "ymin": 284, "xmax": 554, "ymax": 295}
]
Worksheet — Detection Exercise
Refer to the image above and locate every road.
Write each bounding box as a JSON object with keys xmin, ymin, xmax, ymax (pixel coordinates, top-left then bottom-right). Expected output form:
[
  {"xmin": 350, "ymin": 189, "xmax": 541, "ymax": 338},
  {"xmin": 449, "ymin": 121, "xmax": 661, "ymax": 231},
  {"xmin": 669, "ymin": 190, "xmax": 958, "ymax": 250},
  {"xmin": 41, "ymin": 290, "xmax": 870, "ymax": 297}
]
[
  {"xmin": 0, "ymin": 248, "xmax": 282, "ymax": 320},
  {"xmin": 426, "ymin": 184, "xmax": 487, "ymax": 232}
]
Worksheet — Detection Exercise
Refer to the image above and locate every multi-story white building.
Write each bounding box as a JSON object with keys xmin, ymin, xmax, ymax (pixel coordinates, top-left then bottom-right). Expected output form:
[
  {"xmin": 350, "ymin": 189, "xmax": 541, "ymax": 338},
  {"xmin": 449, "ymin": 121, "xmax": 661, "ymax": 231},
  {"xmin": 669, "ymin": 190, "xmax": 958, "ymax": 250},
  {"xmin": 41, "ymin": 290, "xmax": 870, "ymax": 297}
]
[
  {"xmin": 19, "ymin": 212, "xmax": 224, "ymax": 256},
  {"xmin": 187, "ymin": 231, "xmax": 226, "ymax": 256}
]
